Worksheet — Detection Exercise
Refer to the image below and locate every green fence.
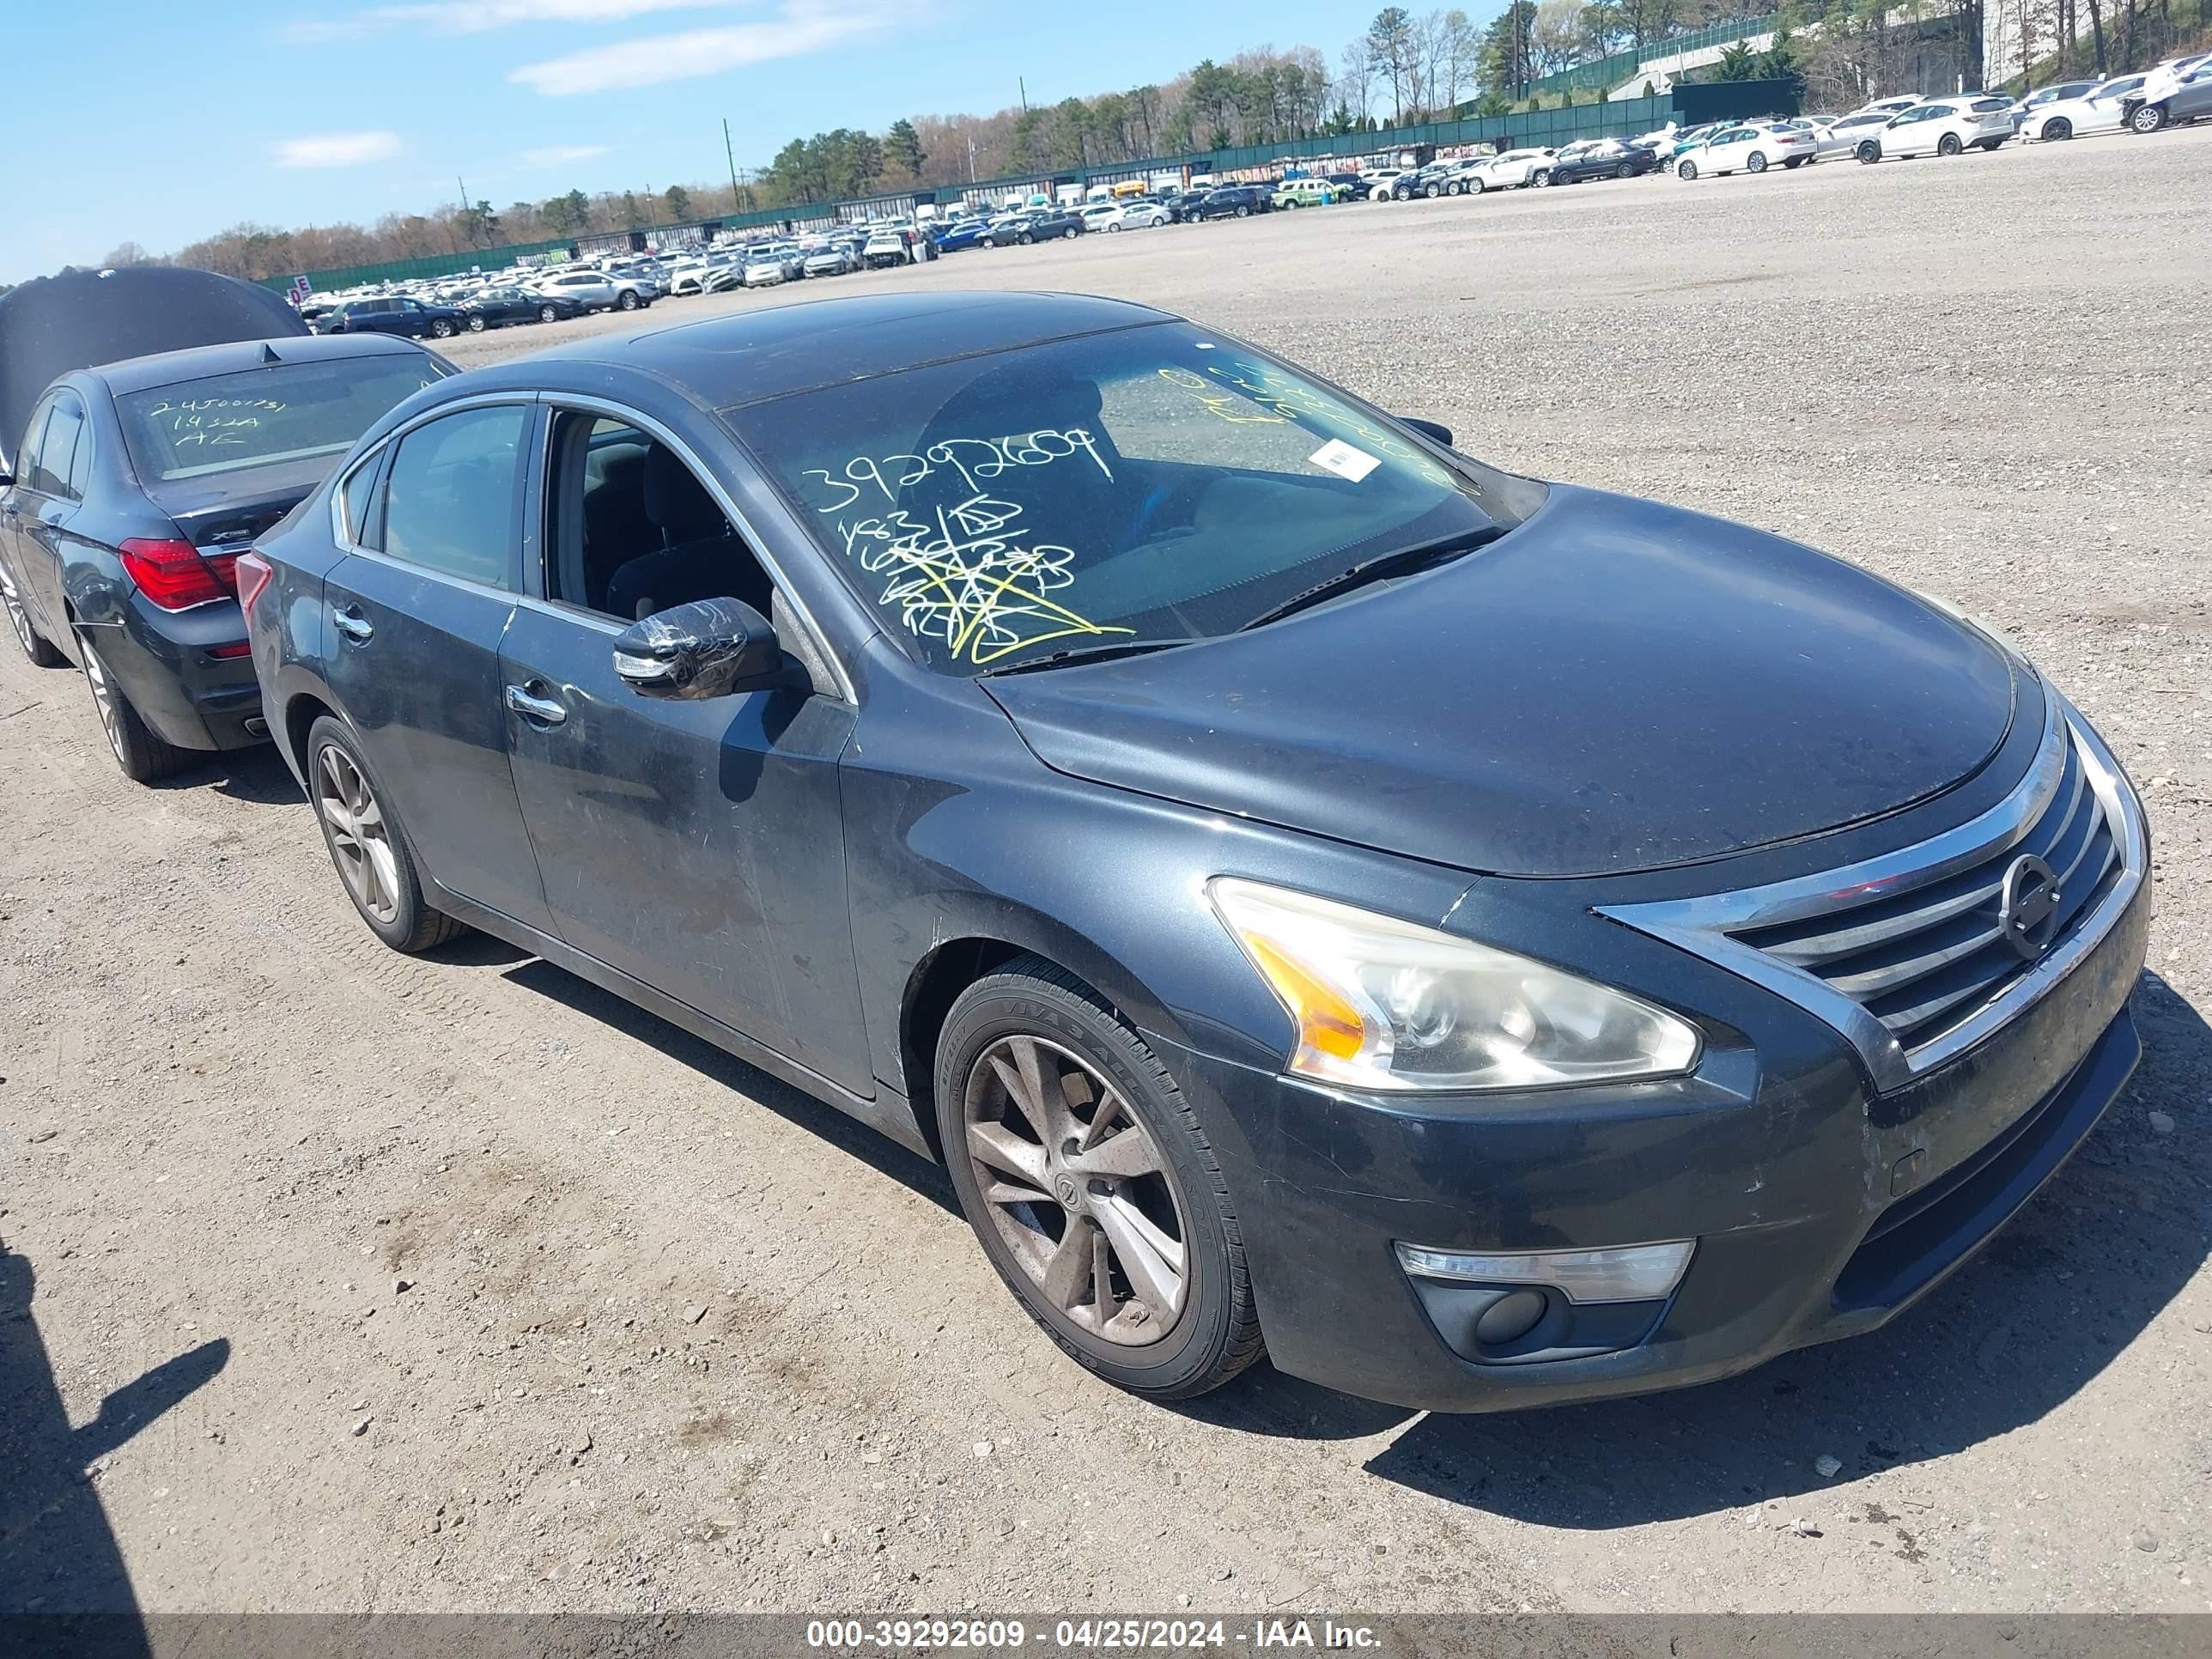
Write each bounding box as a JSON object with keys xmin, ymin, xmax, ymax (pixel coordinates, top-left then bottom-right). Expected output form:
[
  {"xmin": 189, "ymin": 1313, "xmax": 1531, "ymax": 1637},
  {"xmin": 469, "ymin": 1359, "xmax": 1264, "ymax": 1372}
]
[
  {"xmin": 261, "ymin": 95, "xmax": 1684, "ymax": 296},
  {"xmin": 1527, "ymin": 14, "xmax": 1779, "ymax": 97}
]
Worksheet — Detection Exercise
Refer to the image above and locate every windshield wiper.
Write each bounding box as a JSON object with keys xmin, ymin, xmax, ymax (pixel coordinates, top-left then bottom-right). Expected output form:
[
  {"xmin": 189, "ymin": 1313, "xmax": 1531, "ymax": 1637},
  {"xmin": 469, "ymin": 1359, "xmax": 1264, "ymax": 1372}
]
[
  {"xmin": 974, "ymin": 638, "xmax": 1188, "ymax": 678},
  {"xmin": 1237, "ymin": 526, "xmax": 1505, "ymax": 634}
]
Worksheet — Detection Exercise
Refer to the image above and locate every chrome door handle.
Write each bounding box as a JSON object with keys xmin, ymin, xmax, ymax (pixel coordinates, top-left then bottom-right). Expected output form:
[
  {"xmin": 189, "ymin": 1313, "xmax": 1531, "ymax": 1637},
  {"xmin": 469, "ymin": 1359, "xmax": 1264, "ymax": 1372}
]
[
  {"xmin": 331, "ymin": 604, "xmax": 374, "ymax": 643},
  {"xmin": 504, "ymin": 683, "xmax": 567, "ymax": 725}
]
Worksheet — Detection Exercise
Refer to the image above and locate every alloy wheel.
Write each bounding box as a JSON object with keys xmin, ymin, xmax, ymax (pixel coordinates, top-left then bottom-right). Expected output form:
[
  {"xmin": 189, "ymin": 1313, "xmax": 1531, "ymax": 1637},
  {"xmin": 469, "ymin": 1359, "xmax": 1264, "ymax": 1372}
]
[
  {"xmin": 2, "ymin": 573, "xmax": 37, "ymax": 658},
  {"xmin": 314, "ymin": 741, "xmax": 403, "ymax": 926},
  {"xmin": 80, "ymin": 640, "xmax": 129, "ymax": 763},
  {"xmin": 539, "ymin": 305, "xmax": 557, "ymax": 322},
  {"xmin": 466, "ymin": 313, "xmax": 486, "ymax": 331},
  {"xmin": 961, "ymin": 1034, "xmax": 1190, "ymax": 1347},
  {"xmin": 2048, "ymin": 119, "xmax": 2071, "ymax": 140},
  {"xmin": 1747, "ymin": 153, "xmax": 1767, "ymax": 173}
]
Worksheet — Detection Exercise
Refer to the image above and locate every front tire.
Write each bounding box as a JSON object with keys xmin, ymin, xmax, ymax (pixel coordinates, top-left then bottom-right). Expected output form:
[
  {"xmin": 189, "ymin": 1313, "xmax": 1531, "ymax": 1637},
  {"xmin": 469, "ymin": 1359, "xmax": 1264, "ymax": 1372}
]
[
  {"xmin": 1233, "ymin": 204, "xmax": 1250, "ymax": 217},
  {"xmin": 538, "ymin": 304, "xmax": 558, "ymax": 323},
  {"xmin": 79, "ymin": 633, "xmax": 191, "ymax": 783},
  {"xmin": 1783, "ymin": 155, "xmax": 1806, "ymax": 169},
  {"xmin": 1677, "ymin": 159, "xmax": 1698, "ymax": 180},
  {"xmin": 305, "ymin": 714, "xmax": 464, "ymax": 954},
  {"xmin": 1530, "ymin": 170, "xmax": 1552, "ymax": 188},
  {"xmin": 428, "ymin": 319, "xmax": 456, "ymax": 339},
  {"xmin": 465, "ymin": 313, "xmax": 486, "ymax": 332},
  {"xmin": 2131, "ymin": 102, "xmax": 2167, "ymax": 133},
  {"xmin": 2045, "ymin": 118, "xmax": 2073, "ymax": 140},
  {"xmin": 934, "ymin": 957, "xmax": 1263, "ymax": 1401},
  {"xmin": 617, "ymin": 290, "xmax": 640, "ymax": 311}
]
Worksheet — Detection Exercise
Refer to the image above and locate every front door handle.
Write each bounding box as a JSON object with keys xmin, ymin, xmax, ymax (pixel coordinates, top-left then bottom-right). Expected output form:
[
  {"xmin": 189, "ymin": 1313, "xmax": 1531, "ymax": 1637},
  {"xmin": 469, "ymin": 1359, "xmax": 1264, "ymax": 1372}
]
[
  {"xmin": 331, "ymin": 604, "xmax": 374, "ymax": 643},
  {"xmin": 504, "ymin": 682, "xmax": 568, "ymax": 725}
]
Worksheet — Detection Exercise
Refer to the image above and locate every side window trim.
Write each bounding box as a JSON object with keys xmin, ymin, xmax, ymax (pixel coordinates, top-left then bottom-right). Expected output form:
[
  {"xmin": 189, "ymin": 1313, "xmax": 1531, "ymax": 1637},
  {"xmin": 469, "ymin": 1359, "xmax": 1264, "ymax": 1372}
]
[
  {"xmin": 332, "ymin": 439, "xmax": 392, "ymax": 552},
  {"xmin": 532, "ymin": 393, "xmax": 854, "ymax": 703}
]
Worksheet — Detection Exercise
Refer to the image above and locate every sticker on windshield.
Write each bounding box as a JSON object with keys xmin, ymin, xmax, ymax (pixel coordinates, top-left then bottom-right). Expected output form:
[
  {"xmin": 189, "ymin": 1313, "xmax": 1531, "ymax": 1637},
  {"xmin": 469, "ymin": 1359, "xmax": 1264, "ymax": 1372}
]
[{"xmin": 1308, "ymin": 438, "xmax": 1381, "ymax": 483}]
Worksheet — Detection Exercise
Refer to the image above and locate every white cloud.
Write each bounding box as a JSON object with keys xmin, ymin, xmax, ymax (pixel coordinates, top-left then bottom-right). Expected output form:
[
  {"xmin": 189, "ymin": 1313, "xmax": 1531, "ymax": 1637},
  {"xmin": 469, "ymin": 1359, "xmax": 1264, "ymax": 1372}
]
[
  {"xmin": 519, "ymin": 143, "xmax": 613, "ymax": 166},
  {"xmin": 289, "ymin": 0, "xmax": 728, "ymax": 40},
  {"xmin": 272, "ymin": 131, "xmax": 404, "ymax": 168},
  {"xmin": 510, "ymin": 1, "xmax": 890, "ymax": 95}
]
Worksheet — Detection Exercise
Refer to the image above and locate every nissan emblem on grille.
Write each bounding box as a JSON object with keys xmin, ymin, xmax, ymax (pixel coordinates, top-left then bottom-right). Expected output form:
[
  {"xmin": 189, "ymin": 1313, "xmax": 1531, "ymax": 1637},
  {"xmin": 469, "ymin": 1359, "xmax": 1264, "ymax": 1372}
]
[{"xmin": 2000, "ymin": 854, "xmax": 2061, "ymax": 961}]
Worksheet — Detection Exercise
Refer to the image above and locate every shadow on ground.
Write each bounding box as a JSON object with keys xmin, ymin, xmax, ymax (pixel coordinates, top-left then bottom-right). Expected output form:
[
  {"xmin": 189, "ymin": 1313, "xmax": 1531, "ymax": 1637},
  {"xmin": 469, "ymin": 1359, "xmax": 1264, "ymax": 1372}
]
[{"xmin": 0, "ymin": 1238, "xmax": 228, "ymax": 1649}]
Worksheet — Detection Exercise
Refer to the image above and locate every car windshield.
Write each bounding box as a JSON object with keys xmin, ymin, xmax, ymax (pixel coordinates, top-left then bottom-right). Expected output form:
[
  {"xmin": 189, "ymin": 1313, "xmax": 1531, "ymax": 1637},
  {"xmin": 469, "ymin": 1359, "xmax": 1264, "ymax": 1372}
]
[
  {"xmin": 726, "ymin": 321, "xmax": 1528, "ymax": 675},
  {"xmin": 116, "ymin": 354, "xmax": 444, "ymax": 483}
]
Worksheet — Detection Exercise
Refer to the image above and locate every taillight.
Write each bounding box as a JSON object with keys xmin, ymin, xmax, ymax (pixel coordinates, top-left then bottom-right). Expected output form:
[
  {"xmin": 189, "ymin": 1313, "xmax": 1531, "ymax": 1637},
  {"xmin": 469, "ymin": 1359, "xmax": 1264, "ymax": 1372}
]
[
  {"xmin": 118, "ymin": 537, "xmax": 234, "ymax": 611},
  {"xmin": 233, "ymin": 550, "xmax": 275, "ymax": 618}
]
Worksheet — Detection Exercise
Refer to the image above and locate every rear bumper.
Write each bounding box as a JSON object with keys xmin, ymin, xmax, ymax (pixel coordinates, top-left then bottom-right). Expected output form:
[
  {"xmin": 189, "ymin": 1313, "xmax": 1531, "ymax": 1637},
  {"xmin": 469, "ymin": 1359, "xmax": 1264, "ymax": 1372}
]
[
  {"xmin": 92, "ymin": 592, "xmax": 265, "ymax": 751},
  {"xmin": 1166, "ymin": 879, "xmax": 2148, "ymax": 1413}
]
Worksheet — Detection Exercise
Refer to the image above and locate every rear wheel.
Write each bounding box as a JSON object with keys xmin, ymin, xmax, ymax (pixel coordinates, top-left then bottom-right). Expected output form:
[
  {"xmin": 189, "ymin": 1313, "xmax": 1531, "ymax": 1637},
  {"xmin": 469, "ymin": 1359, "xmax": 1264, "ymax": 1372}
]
[
  {"xmin": 3, "ymin": 568, "xmax": 62, "ymax": 666},
  {"xmin": 1747, "ymin": 152, "xmax": 1768, "ymax": 173},
  {"xmin": 1937, "ymin": 132, "xmax": 1963, "ymax": 156},
  {"xmin": 2131, "ymin": 102, "xmax": 2167, "ymax": 133},
  {"xmin": 306, "ymin": 714, "xmax": 463, "ymax": 954},
  {"xmin": 935, "ymin": 957, "xmax": 1263, "ymax": 1401},
  {"xmin": 1783, "ymin": 155, "xmax": 1806, "ymax": 169},
  {"xmin": 1614, "ymin": 161, "xmax": 1633, "ymax": 179},
  {"xmin": 1978, "ymin": 137, "xmax": 2005, "ymax": 150},
  {"xmin": 1424, "ymin": 183, "xmax": 1440, "ymax": 198},
  {"xmin": 79, "ymin": 633, "xmax": 192, "ymax": 783}
]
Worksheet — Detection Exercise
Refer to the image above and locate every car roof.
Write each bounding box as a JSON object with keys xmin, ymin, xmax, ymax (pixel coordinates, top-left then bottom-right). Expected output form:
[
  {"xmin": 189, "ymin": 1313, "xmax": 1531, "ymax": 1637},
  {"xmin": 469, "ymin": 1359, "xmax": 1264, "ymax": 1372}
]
[
  {"xmin": 478, "ymin": 291, "xmax": 1172, "ymax": 412},
  {"xmin": 89, "ymin": 331, "xmax": 432, "ymax": 396}
]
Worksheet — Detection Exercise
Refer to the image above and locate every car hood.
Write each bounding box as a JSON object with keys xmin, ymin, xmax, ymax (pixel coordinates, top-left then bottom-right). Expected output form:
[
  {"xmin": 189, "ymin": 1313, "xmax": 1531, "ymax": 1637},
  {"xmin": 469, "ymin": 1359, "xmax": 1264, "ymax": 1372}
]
[{"xmin": 980, "ymin": 486, "xmax": 2021, "ymax": 878}]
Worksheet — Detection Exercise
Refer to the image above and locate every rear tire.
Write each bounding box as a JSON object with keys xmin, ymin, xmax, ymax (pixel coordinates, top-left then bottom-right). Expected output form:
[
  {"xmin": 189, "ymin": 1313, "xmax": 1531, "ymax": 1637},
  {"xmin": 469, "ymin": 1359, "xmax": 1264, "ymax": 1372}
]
[
  {"xmin": 933, "ymin": 956, "xmax": 1264, "ymax": 1401},
  {"xmin": 1614, "ymin": 162, "xmax": 1633, "ymax": 179},
  {"xmin": 3, "ymin": 569, "xmax": 63, "ymax": 665},
  {"xmin": 1783, "ymin": 156, "xmax": 1806, "ymax": 169},
  {"xmin": 1857, "ymin": 141, "xmax": 1881, "ymax": 164},
  {"xmin": 1937, "ymin": 132, "xmax": 1963, "ymax": 156},
  {"xmin": 305, "ymin": 714, "xmax": 464, "ymax": 954},
  {"xmin": 78, "ymin": 633, "xmax": 192, "ymax": 783},
  {"xmin": 1747, "ymin": 152, "xmax": 1768, "ymax": 173}
]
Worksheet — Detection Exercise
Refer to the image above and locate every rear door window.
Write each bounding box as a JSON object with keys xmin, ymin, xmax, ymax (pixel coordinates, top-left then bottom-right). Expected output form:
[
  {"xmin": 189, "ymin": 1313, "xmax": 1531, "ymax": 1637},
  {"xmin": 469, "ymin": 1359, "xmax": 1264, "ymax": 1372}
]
[
  {"xmin": 378, "ymin": 404, "xmax": 530, "ymax": 588},
  {"xmin": 27, "ymin": 396, "xmax": 84, "ymax": 499}
]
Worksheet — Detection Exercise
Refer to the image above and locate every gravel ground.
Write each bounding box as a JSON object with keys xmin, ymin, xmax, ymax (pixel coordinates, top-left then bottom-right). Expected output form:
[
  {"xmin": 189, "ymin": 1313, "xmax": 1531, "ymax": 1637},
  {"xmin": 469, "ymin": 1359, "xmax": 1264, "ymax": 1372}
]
[{"xmin": 4, "ymin": 128, "xmax": 2209, "ymax": 1618}]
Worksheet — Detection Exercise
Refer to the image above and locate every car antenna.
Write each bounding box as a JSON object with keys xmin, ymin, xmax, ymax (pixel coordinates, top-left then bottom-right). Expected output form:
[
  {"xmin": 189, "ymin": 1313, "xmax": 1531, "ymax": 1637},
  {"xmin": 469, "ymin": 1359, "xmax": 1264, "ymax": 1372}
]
[{"xmin": 260, "ymin": 343, "xmax": 283, "ymax": 364}]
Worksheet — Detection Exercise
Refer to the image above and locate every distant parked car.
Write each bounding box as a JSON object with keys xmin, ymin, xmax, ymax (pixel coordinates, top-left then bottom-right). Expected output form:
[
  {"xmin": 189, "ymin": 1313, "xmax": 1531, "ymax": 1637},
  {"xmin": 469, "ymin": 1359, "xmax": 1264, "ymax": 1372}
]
[
  {"xmin": 1385, "ymin": 164, "xmax": 1454, "ymax": 200},
  {"xmin": 532, "ymin": 267, "xmax": 653, "ymax": 313},
  {"xmin": 987, "ymin": 208, "xmax": 1083, "ymax": 243},
  {"xmin": 1322, "ymin": 172, "xmax": 1371, "ymax": 200},
  {"xmin": 803, "ymin": 246, "xmax": 858, "ymax": 277},
  {"xmin": 0, "ymin": 333, "xmax": 449, "ymax": 780},
  {"xmin": 1472, "ymin": 149, "xmax": 1559, "ymax": 190},
  {"xmin": 2122, "ymin": 57, "xmax": 2212, "ymax": 131},
  {"xmin": 2021, "ymin": 76, "xmax": 2147, "ymax": 140},
  {"xmin": 1183, "ymin": 185, "xmax": 1272, "ymax": 220},
  {"xmin": 2009, "ymin": 77, "xmax": 2104, "ymax": 130},
  {"xmin": 1271, "ymin": 178, "xmax": 1342, "ymax": 210},
  {"xmin": 1852, "ymin": 94, "xmax": 1926, "ymax": 117},
  {"xmin": 1675, "ymin": 123, "xmax": 1819, "ymax": 179},
  {"xmin": 1856, "ymin": 96, "xmax": 2014, "ymax": 161},
  {"xmin": 933, "ymin": 219, "xmax": 991, "ymax": 252},
  {"xmin": 461, "ymin": 287, "xmax": 582, "ymax": 330},
  {"xmin": 740, "ymin": 251, "xmax": 789, "ymax": 288},
  {"xmin": 1547, "ymin": 139, "xmax": 1661, "ymax": 184},
  {"xmin": 325, "ymin": 295, "xmax": 468, "ymax": 340}
]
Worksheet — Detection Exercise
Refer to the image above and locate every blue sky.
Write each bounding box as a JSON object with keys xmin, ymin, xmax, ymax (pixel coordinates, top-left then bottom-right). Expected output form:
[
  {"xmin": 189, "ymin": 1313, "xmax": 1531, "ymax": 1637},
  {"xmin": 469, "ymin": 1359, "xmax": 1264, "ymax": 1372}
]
[{"xmin": 9, "ymin": 0, "xmax": 1401, "ymax": 283}]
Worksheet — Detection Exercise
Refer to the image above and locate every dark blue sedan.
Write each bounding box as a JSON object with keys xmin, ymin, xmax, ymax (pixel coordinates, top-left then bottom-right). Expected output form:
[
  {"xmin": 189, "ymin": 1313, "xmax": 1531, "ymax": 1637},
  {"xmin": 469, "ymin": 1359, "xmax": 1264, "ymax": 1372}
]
[
  {"xmin": 1, "ymin": 333, "xmax": 449, "ymax": 779},
  {"xmin": 236, "ymin": 293, "xmax": 2149, "ymax": 1410}
]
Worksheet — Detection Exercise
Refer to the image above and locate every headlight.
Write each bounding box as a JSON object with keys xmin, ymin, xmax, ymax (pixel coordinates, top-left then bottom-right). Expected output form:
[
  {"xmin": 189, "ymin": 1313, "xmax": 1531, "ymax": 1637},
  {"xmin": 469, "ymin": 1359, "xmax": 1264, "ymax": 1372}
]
[{"xmin": 1207, "ymin": 878, "xmax": 1701, "ymax": 1094}]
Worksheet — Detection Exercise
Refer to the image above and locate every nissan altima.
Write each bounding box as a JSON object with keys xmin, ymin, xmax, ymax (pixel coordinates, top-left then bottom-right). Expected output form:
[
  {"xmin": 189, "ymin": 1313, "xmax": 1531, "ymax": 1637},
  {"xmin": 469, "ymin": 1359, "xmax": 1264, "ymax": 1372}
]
[{"xmin": 236, "ymin": 293, "xmax": 2149, "ymax": 1410}]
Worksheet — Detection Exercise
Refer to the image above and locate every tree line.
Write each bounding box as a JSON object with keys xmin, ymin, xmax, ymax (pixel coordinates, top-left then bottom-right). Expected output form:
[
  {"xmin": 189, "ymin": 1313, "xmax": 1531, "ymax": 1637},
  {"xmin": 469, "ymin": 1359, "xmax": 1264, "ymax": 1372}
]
[{"xmin": 128, "ymin": 1, "xmax": 2209, "ymax": 283}]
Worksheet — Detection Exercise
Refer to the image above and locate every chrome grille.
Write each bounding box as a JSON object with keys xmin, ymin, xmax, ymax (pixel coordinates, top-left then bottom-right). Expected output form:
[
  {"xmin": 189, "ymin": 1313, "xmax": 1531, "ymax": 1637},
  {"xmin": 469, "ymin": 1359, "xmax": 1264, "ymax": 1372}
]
[{"xmin": 1727, "ymin": 726, "xmax": 2122, "ymax": 1054}]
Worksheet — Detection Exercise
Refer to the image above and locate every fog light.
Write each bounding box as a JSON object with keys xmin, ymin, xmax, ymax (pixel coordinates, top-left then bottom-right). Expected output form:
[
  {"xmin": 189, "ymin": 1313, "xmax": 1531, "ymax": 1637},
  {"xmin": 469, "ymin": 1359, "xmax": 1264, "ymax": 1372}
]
[
  {"xmin": 1471, "ymin": 1288, "xmax": 1549, "ymax": 1344},
  {"xmin": 1395, "ymin": 1239, "xmax": 1696, "ymax": 1304}
]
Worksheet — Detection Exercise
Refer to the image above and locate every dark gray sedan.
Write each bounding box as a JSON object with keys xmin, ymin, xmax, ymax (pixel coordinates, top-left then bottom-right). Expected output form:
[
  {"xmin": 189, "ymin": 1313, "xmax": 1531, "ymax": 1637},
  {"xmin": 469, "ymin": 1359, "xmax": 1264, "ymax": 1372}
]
[
  {"xmin": 0, "ymin": 333, "xmax": 448, "ymax": 779},
  {"xmin": 236, "ymin": 293, "xmax": 2148, "ymax": 1412}
]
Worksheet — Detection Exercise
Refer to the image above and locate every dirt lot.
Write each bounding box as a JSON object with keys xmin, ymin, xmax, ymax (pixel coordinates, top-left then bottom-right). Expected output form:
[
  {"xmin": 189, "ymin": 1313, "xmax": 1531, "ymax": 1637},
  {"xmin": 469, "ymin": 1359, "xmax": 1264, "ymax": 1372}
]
[{"xmin": 4, "ymin": 130, "xmax": 2210, "ymax": 1618}]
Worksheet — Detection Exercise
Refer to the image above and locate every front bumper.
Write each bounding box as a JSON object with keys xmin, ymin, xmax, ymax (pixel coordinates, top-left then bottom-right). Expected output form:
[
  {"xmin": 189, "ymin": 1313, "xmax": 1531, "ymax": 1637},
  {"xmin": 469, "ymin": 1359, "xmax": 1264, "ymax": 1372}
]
[
  {"xmin": 1165, "ymin": 878, "xmax": 2148, "ymax": 1413},
  {"xmin": 90, "ymin": 592, "xmax": 266, "ymax": 752}
]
